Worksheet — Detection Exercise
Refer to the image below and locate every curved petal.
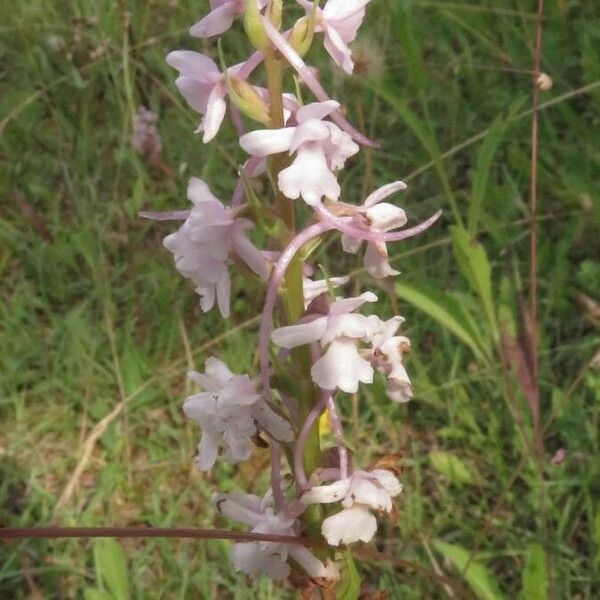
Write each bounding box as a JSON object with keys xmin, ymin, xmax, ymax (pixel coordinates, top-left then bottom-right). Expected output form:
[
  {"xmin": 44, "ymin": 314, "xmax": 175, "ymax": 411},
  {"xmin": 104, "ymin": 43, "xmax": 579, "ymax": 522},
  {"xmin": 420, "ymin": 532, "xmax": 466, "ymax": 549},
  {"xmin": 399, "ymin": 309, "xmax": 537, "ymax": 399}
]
[
  {"xmin": 187, "ymin": 177, "xmax": 223, "ymax": 206},
  {"xmin": 296, "ymin": 100, "xmax": 340, "ymax": 123},
  {"xmin": 323, "ymin": 25, "xmax": 354, "ymax": 74},
  {"xmin": 195, "ymin": 430, "xmax": 219, "ymax": 470},
  {"xmin": 214, "ymin": 492, "xmax": 265, "ymax": 527},
  {"xmin": 215, "ymin": 270, "xmax": 231, "ymax": 318},
  {"xmin": 321, "ymin": 506, "xmax": 377, "ymax": 545},
  {"xmin": 271, "ymin": 316, "xmax": 328, "ymax": 349},
  {"xmin": 232, "ymin": 231, "xmax": 270, "ymax": 280},
  {"xmin": 190, "ymin": 2, "xmax": 238, "ymax": 38},
  {"xmin": 301, "ymin": 478, "xmax": 351, "ymax": 505},
  {"xmin": 363, "ymin": 180, "xmax": 407, "ymax": 208},
  {"xmin": 166, "ymin": 50, "xmax": 220, "ymax": 80},
  {"xmin": 364, "ymin": 241, "xmax": 399, "ymax": 279},
  {"xmin": 328, "ymin": 291, "xmax": 377, "ymax": 316},
  {"xmin": 202, "ymin": 86, "xmax": 227, "ymax": 143}
]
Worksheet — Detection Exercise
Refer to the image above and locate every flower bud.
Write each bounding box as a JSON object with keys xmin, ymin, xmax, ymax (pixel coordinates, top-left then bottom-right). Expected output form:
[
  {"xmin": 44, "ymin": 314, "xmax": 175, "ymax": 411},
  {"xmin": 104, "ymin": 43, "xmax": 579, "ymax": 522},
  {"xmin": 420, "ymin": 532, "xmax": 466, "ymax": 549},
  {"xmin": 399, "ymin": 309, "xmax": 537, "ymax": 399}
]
[
  {"xmin": 265, "ymin": 0, "xmax": 282, "ymax": 30},
  {"xmin": 227, "ymin": 77, "xmax": 270, "ymax": 125},
  {"xmin": 244, "ymin": 0, "xmax": 269, "ymax": 49},
  {"xmin": 288, "ymin": 16, "xmax": 315, "ymax": 57}
]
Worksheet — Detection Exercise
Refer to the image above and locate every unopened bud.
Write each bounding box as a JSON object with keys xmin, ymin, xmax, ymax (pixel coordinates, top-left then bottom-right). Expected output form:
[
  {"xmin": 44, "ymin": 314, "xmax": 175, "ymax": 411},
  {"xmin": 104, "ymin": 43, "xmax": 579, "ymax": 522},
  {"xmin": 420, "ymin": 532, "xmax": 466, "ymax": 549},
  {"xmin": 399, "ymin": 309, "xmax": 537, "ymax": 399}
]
[
  {"xmin": 289, "ymin": 16, "xmax": 314, "ymax": 57},
  {"xmin": 536, "ymin": 72, "xmax": 553, "ymax": 91},
  {"xmin": 228, "ymin": 78, "xmax": 270, "ymax": 125},
  {"xmin": 266, "ymin": 0, "xmax": 282, "ymax": 30},
  {"xmin": 244, "ymin": 0, "xmax": 269, "ymax": 49}
]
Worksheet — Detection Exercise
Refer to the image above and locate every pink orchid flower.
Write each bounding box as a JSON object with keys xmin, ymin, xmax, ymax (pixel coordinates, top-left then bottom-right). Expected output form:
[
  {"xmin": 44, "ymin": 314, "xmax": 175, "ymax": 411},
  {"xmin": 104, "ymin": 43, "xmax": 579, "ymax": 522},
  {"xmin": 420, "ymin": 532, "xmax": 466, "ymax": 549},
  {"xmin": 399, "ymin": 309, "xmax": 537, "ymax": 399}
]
[
  {"xmin": 271, "ymin": 292, "xmax": 382, "ymax": 393},
  {"xmin": 163, "ymin": 178, "xmax": 268, "ymax": 318},
  {"xmin": 239, "ymin": 100, "xmax": 359, "ymax": 205},
  {"xmin": 166, "ymin": 51, "xmax": 245, "ymax": 143},
  {"xmin": 339, "ymin": 181, "xmax": 408, "ymax": 278},
  {"xmin": 214, "ymin": 492, "xmax": 339, "ymax": 580},
  {"xmin": 184, "ymin": 358, "xmax": 293, "ymax": 470},
  {"xmin": 298, "ymin": 0, "xmax": 373, "ymax": 74},
  {"xmin": 301, "ymin": 468, "xmax": 402, "ymax": 545}
]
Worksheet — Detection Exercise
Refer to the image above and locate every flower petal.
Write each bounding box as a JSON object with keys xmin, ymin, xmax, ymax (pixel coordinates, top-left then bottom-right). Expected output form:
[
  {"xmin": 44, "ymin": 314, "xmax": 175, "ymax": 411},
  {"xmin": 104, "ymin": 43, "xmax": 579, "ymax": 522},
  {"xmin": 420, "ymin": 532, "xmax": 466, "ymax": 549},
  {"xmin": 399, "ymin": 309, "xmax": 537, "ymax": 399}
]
[
  {"xmin": 311, "ymin": 338, "xmax": 374, "ymax": 393},
  {"xmin": 195, "ymin": 430, "xmax": 219, "ymax": 470},
  {"xmin": 278, "ymin": 146, "xmax": 340, "ymax": 205},
  {"xmin": 239, "ymin": 128, "xmax": 295, "ymax": 157},
  {"xmin": 189, "ymin": 2, "xmax": 238, "ymax": 38},
  {"xmin": 321, "ymin": 506, "xmax": 377, "ymax": 545},
  {"xmin": 301, "ymin": 478, "xmax": 351, "ymax": 505},
  {"xmin": 202, "ymin": 85, "xmax": 227, "ymax": 143},
  {"xmin": 363, "ymin": 180, "xmax": 407, "ymax": 208},
  {"xmin": 230, "ymin": 542, "xmax": 290, "ymax": 580},
  {"xmin": 370, "ymin": 469, "xmax": 403, "ymax": 497},
  {"xmin": 296, "ymin": 100, "xmax": 340, "ymax": 123},
  {"xmin": 288, "ymin": 547, "xmax": 340, "ymax": 580},
  {"xmin": 271, "ymin": 316, "xmax": 328, "ymax": 349},
  {"xmin": 253, "ymin": 402, "xmax": 294, "ymax": 442},
  {"xmin": 364, "ymin": 241, "xmax": 399, "ymax": 279}
]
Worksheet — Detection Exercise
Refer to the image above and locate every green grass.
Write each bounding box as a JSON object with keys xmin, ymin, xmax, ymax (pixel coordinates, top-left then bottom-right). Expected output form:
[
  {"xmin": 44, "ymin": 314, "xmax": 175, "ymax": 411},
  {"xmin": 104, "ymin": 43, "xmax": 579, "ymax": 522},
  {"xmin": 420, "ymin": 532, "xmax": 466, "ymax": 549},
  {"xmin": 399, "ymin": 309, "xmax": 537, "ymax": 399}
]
[{"xmin": 1, "ymin": 0, "xmax": 599, "ymax": 598}]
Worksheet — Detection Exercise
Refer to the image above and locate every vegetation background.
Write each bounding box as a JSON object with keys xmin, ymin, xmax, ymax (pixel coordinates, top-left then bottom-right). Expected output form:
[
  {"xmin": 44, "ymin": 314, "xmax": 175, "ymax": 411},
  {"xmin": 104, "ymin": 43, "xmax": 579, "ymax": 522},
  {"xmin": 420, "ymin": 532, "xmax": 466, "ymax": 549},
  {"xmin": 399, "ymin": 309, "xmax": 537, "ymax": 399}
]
[{"xmin": 1, "ymin": 0, "xmax": 599, "ymax": 598}]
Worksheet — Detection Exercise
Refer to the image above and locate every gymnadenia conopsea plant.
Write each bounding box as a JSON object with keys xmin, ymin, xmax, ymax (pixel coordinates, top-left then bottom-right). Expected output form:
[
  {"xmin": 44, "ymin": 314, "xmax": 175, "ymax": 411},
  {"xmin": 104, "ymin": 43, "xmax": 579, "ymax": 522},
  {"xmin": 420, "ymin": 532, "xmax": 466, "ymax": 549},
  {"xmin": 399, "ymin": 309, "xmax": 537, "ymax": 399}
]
[{"xmin": 144, "ymin": 0, "xmax": 440, "ymax": 595}]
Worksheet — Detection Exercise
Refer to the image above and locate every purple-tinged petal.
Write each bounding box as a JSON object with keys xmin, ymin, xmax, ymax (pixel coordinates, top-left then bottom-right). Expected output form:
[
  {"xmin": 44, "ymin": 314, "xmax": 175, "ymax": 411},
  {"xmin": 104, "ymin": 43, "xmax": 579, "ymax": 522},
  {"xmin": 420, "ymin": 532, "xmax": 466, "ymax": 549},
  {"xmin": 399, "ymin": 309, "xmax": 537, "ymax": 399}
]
[
  {"xmin": 201, "ymin": 86, "xmax": 227, "ymax": 143},
  {"xmin": 190, "ymin": 2, "xmax": 238, "ymax": 38},
  {"xmin": 239, "ymin": 127, "xmax": 295, "ymax": 157},
  {"xmin": 363, "ymin": 180, "xmax": 407, "ymax": 208},
  {"xmin": 272, "ymin": 316, "xmax": 328, "ymax": 349},
  {"xmin": 296, "ymin": 100, "xmax": 340, "ymax": 123}
]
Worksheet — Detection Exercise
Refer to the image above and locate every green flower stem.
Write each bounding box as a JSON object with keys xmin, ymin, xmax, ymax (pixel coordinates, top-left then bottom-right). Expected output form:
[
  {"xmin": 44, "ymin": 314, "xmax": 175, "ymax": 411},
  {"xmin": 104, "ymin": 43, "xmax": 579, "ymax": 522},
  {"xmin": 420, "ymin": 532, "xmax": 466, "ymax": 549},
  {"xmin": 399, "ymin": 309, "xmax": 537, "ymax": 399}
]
[{"xmin": 264, "ymin": 45, "xmax": 322, "ymax": 533}]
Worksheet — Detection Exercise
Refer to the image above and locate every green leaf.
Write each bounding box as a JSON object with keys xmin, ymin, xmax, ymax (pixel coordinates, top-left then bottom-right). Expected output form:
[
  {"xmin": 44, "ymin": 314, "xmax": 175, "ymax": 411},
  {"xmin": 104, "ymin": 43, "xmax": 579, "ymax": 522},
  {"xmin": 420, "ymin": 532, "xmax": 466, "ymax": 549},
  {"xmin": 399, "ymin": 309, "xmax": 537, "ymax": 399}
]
[
  {"xmin": 391, "ymin": 0, "xmax": 423, "ymax": 90},
  {"xmin": 336, "ymin": 550, "xmax": 361, "ymax": 600},
  {"xmin": 521, "ymin": 544, "xmax": 548, "ymax": 600},
  {"xmin": 93, "ymin": 538, "xmax": 130, "ymax": 600},
  {"xmin": 433, "ymin": 540, "xmax": 505, "ymax": 600},
  {"xmin": 430, "ymin": 450, "xmax": 480, "ymax": 485},
  {"xmin": 396, "ymin": 281, "xmax": 488, "ymax": 362},
  {"xmin": 450, "ymin": 226, "xmax": 498, "ymax": 339}
]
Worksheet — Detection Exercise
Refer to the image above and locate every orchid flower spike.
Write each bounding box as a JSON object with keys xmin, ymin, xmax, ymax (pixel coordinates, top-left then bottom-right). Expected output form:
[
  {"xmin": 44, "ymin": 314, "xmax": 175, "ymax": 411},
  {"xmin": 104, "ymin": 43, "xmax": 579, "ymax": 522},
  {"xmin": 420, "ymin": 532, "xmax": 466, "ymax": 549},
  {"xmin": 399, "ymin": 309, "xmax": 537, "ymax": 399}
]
[
  {"xmin": 272, "ymin": 292, "xmax": 384, "ymax": 393},
  {"xmin": 214, "ymin": 492, "xmax": 339, "ymax": 580},
  {"xmin": 239, "ymin": 100, "xmax": 359, "ymax": 205},
  {"xmin": 166, "ymin": 52, "xmax": 246, "ymax": 142},
  {"xmin": 190, "ymin": 0, "xmax": 268, "ymax": 39},
  {"xmin": 163, "ymin": 178, "xmax": 269, "ymax": 318},
  {"xmin": 338, "ymin": 181, "xmax": 408, "ymax": 278},
  {"xmin": 184, "ymin": 358, "xmax": 293, "ymax": 470},
  {"xmin": 301, "ymin": 468, "xmax": 402, "ymax": 545},
  {"xmin": 298, "ymin": 0, "xmax": 373, "ymax": 74}
]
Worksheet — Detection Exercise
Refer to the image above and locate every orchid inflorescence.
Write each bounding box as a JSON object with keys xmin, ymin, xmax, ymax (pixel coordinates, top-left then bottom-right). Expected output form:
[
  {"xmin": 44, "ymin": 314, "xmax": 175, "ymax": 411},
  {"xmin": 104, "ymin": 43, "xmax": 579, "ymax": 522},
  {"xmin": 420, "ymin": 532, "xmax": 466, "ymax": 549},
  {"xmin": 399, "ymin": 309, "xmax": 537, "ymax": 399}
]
[{"xmin": 146, "ymin": 0, "xmax": 440, "ymax": 591}]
